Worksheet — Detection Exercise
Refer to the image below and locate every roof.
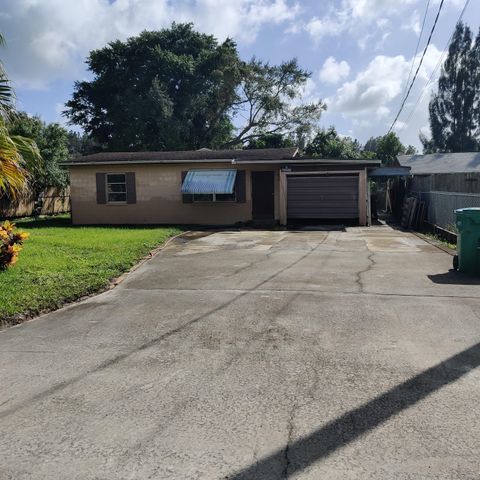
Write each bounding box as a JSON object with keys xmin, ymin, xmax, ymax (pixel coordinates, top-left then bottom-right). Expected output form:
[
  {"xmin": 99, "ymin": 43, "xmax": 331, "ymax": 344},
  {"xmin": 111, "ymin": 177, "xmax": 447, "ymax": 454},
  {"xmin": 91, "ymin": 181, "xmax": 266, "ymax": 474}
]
[
  {"xmin": 67, "ymin": 147, "xmax": 299, "ymax": 165},
  {"xmin": 65, "ymin": 147, "xmax": 381, "ymax": 167},
  {"xmin": 398, "ymin": 153, "xmax": 480, "ymax": 174}
]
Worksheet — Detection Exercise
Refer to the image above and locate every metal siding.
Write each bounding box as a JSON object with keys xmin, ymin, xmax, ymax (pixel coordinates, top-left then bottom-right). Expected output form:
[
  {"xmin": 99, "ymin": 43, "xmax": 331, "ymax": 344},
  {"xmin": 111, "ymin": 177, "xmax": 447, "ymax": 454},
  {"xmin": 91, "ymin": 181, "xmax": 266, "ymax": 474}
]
[{"xmin": 287, "ymin": 176, "xmax": 359, "ymax": 219}]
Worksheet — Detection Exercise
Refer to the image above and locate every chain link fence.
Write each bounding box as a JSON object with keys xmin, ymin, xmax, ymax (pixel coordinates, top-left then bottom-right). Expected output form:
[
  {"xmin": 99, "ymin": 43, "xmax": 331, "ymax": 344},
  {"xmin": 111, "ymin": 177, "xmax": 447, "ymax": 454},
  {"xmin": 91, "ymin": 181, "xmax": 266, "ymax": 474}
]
[{"xmin": 414, "ymin": 191, "xmax": 480, "ymax": 230}]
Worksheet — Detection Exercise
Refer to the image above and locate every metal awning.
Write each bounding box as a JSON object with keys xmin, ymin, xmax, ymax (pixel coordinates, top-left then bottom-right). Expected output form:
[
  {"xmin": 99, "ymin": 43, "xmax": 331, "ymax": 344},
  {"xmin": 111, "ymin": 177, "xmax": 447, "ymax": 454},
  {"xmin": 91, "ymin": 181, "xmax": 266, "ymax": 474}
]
[
  {"xmin": 369, "ymin": 166, "xmax": 411, "ymax": 177},
  {"xmin": 181, "ymin": 169, "xmax": 237, "ymax": 194}
]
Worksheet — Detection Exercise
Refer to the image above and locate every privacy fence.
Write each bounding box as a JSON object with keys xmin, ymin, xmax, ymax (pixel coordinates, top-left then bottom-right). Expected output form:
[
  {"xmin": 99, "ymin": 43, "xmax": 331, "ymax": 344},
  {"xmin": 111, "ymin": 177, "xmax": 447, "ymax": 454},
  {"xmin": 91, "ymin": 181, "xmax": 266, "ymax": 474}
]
[
  {"xmin": 412, "ymin": 191, "xmax": 480, "ymax": 230},
  {"xmin": 409, "ymin": 172, "xmax": 480, "ymax": 231},
  {"xmin": 0, "ymin": 187, "xmax": 70, "ymax": 219}
]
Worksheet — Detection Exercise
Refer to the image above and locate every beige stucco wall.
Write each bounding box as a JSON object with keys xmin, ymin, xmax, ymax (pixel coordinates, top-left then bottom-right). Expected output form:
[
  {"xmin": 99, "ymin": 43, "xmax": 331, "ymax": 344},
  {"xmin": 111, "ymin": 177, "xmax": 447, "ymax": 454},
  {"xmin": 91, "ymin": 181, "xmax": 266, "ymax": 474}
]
[{"xmin": 70, "ymin": 163, "xmax": 281, "ymax": 225}]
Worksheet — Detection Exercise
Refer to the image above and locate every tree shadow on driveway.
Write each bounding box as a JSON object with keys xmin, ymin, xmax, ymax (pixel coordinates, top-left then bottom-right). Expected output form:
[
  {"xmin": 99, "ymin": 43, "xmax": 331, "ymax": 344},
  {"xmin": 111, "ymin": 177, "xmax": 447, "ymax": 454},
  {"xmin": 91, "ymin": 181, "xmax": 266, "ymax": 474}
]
[{"xmin": 228, "ymin": 341, "xmax": 480, "ymax": 479}]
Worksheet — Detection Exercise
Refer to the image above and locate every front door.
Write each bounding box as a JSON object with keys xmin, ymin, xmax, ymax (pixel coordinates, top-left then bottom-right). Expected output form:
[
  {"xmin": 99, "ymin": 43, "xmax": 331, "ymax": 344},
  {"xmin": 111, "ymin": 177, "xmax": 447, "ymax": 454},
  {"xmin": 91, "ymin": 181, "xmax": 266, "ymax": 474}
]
[{"xmin": 252, "ymin": 171, "xmax": 275, "ymax": 220}]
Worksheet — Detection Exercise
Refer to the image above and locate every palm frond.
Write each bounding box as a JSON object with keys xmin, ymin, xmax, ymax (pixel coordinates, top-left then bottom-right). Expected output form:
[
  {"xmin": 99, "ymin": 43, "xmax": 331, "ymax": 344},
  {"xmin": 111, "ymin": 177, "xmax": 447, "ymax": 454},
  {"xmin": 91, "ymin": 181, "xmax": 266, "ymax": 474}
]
[{"xmin": 0, "ymin": 119, "xmax": 42, "ymax": 198}]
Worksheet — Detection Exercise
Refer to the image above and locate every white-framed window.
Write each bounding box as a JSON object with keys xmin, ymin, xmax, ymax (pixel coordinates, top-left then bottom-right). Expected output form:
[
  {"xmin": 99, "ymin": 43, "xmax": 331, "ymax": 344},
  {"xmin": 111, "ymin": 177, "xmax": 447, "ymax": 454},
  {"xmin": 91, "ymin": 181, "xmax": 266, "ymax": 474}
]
[
  {"xmin": 106, "ymin": 173, "xmax": 127, "ymax": 203},
  {"xmin": 192, "ymin": 192, "xmax": 236, "ymax": 203}
]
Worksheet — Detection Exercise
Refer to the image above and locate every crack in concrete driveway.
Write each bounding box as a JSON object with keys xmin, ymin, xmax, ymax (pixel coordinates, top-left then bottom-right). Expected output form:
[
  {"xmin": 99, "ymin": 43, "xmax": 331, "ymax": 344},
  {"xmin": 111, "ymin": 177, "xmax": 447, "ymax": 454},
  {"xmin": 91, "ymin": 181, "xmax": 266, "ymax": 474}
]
[{"xmin": 1, "ymin": 226, "xmax": 480, "ymax": 479}]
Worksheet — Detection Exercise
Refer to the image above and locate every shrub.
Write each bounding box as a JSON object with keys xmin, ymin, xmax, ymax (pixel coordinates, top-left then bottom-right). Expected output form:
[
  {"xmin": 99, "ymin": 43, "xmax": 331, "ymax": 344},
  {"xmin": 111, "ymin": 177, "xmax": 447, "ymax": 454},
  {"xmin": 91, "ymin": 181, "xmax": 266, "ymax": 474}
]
[{"xmin": 0, "ymin": 221, "xmax": 29, "ymax": 270}]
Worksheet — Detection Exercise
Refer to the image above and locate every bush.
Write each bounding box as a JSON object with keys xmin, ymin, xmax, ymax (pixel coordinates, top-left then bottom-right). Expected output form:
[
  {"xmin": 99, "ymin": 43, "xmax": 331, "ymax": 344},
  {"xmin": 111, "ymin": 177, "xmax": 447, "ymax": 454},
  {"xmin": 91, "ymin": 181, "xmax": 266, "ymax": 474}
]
[{"xmin": 0, "ymin": 221, "xmax": 29, "ymax": 270}]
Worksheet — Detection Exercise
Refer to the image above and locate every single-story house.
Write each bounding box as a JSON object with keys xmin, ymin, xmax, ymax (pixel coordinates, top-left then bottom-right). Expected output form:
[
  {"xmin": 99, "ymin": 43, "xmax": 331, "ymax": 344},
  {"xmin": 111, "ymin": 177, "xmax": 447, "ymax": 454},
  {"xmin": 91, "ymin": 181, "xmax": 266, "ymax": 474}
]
[{"xmin": 66, "ymin": 147, "xmax": 381, "ymax": 226}]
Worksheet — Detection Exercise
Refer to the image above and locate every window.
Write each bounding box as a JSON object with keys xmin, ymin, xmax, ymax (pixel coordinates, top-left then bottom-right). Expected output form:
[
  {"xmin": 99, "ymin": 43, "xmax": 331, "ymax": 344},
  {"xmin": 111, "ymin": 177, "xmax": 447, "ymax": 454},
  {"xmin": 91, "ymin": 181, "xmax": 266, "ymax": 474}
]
[
  {"xmin": 193, "ymin": 191, "xmax": 236, "ymax": 203},
  {"xmin": 106, "ymin": 173, "xmax": 127, "ymax": 203}
]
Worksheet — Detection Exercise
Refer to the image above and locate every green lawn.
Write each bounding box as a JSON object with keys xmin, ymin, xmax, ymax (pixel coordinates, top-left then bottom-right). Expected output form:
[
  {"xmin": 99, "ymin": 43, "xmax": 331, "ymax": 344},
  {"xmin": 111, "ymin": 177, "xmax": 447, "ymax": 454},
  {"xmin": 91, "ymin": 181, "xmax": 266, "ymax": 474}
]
[{"xmin": 0, "ymin": 215, "xmax": 181, "ymax": 324}]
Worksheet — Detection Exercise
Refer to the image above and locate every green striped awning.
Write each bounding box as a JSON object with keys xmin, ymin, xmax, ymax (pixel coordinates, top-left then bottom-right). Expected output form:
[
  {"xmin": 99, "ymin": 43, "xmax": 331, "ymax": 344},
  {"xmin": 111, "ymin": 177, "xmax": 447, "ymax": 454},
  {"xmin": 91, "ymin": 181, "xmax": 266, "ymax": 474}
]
[{"xmin": 181, "ymin": 170, "xmax": 237, "ymax": 194}]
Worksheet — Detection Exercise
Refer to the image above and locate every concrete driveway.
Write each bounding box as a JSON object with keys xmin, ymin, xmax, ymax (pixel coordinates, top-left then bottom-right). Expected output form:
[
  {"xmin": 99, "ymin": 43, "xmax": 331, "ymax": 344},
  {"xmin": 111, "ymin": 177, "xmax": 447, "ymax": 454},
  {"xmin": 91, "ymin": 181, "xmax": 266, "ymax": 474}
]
[{"xmin": 1, "ymin": 225, "xmax": 480, "ymax": 479}]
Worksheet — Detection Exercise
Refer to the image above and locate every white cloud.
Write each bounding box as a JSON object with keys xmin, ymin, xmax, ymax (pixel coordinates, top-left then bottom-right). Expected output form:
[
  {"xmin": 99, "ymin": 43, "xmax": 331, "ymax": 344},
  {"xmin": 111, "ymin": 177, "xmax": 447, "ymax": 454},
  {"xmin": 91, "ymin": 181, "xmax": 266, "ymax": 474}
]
[
  {"xmin": 1, "ymin": 0, "xmax": 300, "ymax": 89},
  {"xmin": 322, "ymin": 43, "xmax": 443, "ymax": 149},
  {"xmin": 318, "ymin": 57, "xmax": 350, "ymax": 85},
  {"xmin": 404, "ymin": 10, "xmax": 421, "ymax": 35},
  {"xmin": 327, "ymin": 44, "xmax": 442, "ymax": 118},
  {"xmin": 328, "ymin": 55, "xmax": 409, "ymax": 116},
  {"xmin": 301, "ymin": 0, "xmax": 416, "ymax": 49}
]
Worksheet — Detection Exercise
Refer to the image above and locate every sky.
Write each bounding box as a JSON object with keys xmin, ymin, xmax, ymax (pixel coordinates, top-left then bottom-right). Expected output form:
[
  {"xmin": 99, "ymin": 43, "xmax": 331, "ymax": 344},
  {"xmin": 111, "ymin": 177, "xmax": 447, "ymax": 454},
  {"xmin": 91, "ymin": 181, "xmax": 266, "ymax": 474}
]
[{"xmin": 1, "ymin": 0, "xmax": 479, "ymax": 150}]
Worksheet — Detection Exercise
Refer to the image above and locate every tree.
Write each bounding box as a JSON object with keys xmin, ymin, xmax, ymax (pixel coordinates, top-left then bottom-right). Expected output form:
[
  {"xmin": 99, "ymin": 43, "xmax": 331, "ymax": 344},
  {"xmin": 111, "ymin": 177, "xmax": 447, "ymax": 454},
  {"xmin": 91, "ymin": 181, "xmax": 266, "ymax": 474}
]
[
  {"xmin": 66, "ymin": 131, "xmax": 100, "ymax": 157},
  {"xmin": 245, "ymin": 133, "xmax": 294, "ymax": 149},
  {"xmin": 404, "ymin": 144, "xmax": 418, "ymax": 155},
  {"xmin": 422, "ymin": 22, "xmax": 479, "ymax": 153},
  {"xmin": 8, "ymin": 113, "xmax": 69, "ymax": 191},
  {"xmin": 364, "ymin": 134, "xmax": 416, "ymax": 162},
  {"xmin": 473, "ymin": 29, "xmax": 480, "ymax": 144},
  {"xmin": 66, "ymin": 24, "xmax": 325, "ymax": 151},
  {"xmin": 225, "ymin": 58, "xmax": 325, "ymax": 147},
  {"xmin": 304, "ymin": 126, "xmax": 364, "ymax": 159},
  {"xmin": 375, "ymin": 132, "xmax": 409, "ymax": 165},
  {"xmin": 363, "ymin": 136, "xmax": 380, "ymax": 155},
  {"xmin": 65, "ymin": 24, "xmax": 242, "ymax": 151},
  {"xmin": 0, "ymin": 34, "xmax": 41, "ymax": 197}
]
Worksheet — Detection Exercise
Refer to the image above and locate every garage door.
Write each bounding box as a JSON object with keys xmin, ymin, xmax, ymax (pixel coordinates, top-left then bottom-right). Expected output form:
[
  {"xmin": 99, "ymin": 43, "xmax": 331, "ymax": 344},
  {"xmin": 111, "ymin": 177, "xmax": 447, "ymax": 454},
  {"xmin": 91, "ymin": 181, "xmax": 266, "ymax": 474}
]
[{"xmin": 287, "ymin": 175, "xmax": 359, "ymax": 219}]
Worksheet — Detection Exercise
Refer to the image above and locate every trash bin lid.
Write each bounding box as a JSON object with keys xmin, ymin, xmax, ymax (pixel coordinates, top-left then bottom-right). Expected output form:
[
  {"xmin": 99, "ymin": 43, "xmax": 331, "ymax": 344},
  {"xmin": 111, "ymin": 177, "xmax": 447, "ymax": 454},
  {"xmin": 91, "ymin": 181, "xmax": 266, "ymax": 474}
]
[{"xmin": 455, "ymin": 207, "xmax": 480, "ymax": 218}]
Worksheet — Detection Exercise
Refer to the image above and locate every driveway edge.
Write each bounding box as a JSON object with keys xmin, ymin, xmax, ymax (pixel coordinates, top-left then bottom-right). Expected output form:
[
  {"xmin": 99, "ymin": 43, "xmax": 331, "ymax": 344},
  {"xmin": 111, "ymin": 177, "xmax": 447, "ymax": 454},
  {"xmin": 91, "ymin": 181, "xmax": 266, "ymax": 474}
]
[{"xmin": 0, "ymin": 230, "xmax": 203, "ymax": 331}]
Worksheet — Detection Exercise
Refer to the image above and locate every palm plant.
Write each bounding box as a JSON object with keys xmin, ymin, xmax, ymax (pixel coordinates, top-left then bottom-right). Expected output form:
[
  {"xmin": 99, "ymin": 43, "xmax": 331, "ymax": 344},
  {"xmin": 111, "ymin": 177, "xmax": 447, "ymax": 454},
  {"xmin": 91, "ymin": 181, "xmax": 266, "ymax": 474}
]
[{"xmin": 0, "ymin": 33, "xmax": 41, "ymax": 197}]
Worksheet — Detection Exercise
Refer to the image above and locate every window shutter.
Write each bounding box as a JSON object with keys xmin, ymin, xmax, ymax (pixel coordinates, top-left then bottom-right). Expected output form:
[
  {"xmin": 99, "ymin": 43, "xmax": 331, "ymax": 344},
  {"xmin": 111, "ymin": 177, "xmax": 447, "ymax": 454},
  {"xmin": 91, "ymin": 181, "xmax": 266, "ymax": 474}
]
[
  {"xmin": 126, "ymin": 172, "xmax": 136, "ymax": 204},
  {"xmin": 181, "ymin": 171, "xmax": 193, "ymax": 203},
  {"xmin": 235, "ymin": 170, "xmax": 246, "ymax": 203},
  {"xmin": 96, "ymin": 173, "xmax": 106, "ymax": 204}
]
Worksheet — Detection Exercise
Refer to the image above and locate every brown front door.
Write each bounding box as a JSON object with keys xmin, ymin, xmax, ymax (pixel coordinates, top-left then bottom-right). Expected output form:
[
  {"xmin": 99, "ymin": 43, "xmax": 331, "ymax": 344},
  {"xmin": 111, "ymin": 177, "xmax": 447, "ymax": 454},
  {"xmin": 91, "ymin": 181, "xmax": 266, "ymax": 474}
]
[{"xmin": 252, "ymin": 171, "xmax": 275, "ymax": 220}]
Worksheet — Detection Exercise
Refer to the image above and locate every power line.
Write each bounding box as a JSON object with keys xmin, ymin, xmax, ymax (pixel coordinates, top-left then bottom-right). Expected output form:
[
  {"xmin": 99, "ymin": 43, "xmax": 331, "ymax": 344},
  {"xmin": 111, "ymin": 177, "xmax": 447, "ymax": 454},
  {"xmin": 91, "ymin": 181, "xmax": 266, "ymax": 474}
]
[
  {"xmin": 388, "ymin": 0, "xmax": 445, "ymax": 133},
  {"xmin": 403, "ymin": 0, "xmax": 471, "ymax": 125},
  {"xmin": 400, "ymin": 0, "xmax": 431, "ymax": 104}
]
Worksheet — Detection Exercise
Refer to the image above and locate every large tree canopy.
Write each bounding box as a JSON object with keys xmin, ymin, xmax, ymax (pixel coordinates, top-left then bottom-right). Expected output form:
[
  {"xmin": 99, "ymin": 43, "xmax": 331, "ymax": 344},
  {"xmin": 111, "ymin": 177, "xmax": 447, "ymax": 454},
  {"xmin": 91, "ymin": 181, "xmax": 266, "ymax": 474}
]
[
  {"xmin": 66, "ymin": 23, "xmax": 324, "ymax": 151},
  {"xmin": 66, "ymin": 24, "xmax": 241, "ymax": 151},
  {"xmin": 422, "ymin": 22, "xmax": 480, "ymax": 153}
]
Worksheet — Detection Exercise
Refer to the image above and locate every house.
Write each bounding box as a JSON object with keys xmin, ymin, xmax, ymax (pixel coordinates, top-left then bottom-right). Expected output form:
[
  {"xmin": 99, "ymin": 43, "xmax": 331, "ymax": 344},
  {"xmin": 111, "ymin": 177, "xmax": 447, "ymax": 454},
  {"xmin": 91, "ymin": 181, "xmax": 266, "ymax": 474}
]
[
  {"xmin": 398, "ymin": 152, "xmax": 480, "ymax": 229},
  {"xmin": 66, "ymin": 147, "xmax": 381, "ymax": 226}
]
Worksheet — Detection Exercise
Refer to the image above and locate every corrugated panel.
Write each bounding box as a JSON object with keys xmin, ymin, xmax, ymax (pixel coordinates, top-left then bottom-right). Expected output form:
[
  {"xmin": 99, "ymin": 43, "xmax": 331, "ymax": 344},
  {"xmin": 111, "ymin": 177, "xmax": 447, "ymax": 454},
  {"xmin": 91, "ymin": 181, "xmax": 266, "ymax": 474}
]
[
  {"xmin": 181, "ymin": 169, "xmax": 237, "ymax": 194},
  {"xmin": 287, "ymin": 176, "xmax": 359, "ymax": 219},
  {"xmin": 398, "ymin": 153, "xmax": 480, "ymax": 174},
  {"xmin": 369, "ymin": 167, "xmax": 410, "ymax": 177}
]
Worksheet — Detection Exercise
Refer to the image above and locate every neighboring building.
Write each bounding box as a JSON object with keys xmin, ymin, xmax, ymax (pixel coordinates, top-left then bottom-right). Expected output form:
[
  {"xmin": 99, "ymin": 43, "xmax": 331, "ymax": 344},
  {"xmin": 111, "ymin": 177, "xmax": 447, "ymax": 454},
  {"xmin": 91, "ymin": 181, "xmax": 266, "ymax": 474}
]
[
  {"xmin": 66, "ymin": 147, "xmax": 380, "ymax": 226},
  {"xmin": 398, "ymin": 152, "xmax": 480, "ymax": 229},
  {"xmin": 398, "ymin": 152, "xmax": 480, "ymax": 174}
]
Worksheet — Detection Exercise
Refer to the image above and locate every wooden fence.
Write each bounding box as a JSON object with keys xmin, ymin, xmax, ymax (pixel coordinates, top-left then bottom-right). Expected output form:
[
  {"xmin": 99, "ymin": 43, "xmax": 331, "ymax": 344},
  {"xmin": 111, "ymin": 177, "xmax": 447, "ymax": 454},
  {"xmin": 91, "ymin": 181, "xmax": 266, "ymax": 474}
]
[
  {"xmin": 410, "ymin": 172, "xmax": 480, "ymax": 194},
  {"xmin": 408, "ymin": 172, "xmax": 480, "ymax": 231},
  {"xmin": 0, "ymin": 187, "xmax": 70, "ymax": 219}
]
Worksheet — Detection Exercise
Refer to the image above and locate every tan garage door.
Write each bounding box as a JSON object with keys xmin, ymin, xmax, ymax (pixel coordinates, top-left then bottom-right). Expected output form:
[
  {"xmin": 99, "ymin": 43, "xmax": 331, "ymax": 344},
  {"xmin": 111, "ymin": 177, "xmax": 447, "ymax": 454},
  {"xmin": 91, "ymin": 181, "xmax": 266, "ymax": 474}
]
[{"xmin": 287, "ymin": 175, "xmax": 359, "ymax": 219}]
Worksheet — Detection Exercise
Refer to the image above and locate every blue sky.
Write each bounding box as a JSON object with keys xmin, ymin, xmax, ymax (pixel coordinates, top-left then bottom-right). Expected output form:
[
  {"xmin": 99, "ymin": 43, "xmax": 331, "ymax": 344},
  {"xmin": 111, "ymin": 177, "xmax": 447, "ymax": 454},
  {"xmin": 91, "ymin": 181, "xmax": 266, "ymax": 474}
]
[{"xmin": 1, "ymin": 0, "xmax": 479, "ymax": 150}]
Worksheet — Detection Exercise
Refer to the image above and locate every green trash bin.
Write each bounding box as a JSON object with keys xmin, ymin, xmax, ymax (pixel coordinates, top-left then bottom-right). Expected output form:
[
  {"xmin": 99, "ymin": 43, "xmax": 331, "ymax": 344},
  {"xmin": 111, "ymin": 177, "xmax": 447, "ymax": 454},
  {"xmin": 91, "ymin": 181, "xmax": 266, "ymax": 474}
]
[{"xmin": 454, "ymin": 208, "xmax": 480, "ymax": 274}]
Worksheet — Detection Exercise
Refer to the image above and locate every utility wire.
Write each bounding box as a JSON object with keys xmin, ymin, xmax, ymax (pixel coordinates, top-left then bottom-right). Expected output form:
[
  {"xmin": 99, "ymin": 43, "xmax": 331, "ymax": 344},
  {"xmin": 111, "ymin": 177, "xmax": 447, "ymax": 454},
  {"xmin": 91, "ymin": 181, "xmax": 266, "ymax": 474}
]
[
  {"xmin": 403, "ymin": 0, "xmax": 471, "ymax": 124},
  {"xmin": 388, "ymin": 0, "xmax": 445, "ymax": 133},
  {"xmin": 400, "ymin": 0, "xmax": 431, "ymax": 104}
]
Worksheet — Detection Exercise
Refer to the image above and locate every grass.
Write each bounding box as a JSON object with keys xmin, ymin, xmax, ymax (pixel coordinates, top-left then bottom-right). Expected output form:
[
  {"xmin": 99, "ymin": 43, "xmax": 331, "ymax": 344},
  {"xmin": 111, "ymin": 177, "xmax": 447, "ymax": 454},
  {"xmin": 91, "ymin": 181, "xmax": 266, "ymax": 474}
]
[
  {"xmin": 422, "ymin": 232, "xmax": 457, "ymax": 251},
  {"xmin": 0, "ymin": 215, "xmax": 181, "ymax": 324}
]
